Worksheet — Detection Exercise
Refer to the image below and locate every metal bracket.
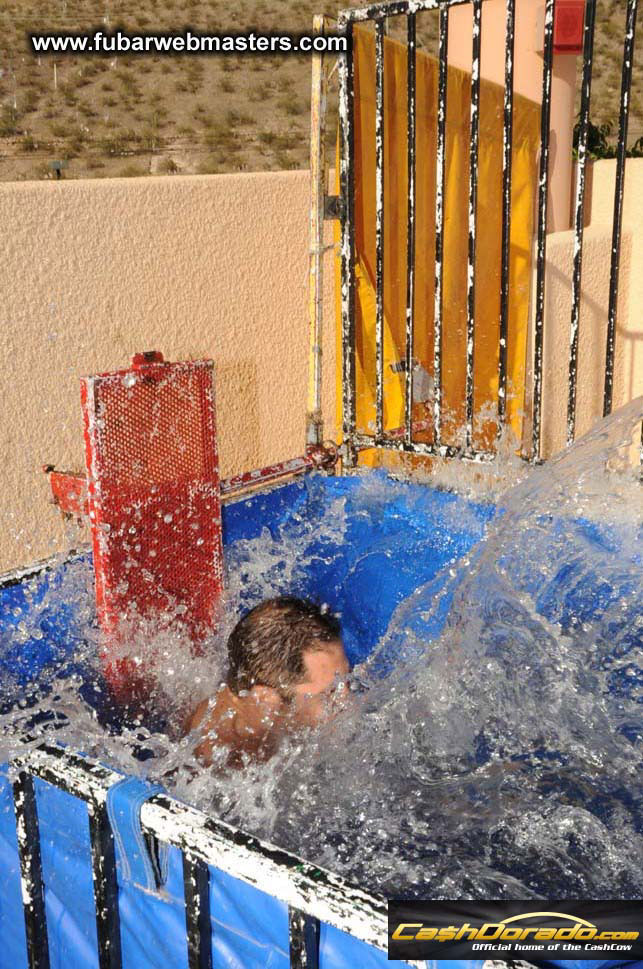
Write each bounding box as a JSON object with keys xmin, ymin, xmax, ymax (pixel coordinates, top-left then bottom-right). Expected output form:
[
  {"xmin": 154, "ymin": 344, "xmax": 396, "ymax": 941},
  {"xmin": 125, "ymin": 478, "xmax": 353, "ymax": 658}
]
[
  {"xmin": 306, "ymin": 442, "xmax": 339, "ymax": 473},
  {"xmin": 323, "ymin": 194, "xmax": 342, "ymax": 220}
]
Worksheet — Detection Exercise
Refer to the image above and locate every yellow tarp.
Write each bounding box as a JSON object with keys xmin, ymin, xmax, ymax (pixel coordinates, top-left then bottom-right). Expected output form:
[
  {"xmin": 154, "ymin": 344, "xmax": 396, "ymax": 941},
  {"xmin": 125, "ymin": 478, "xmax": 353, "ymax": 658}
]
[{"xmin": 335, "ymin": 27, "xmax": 541, "ymax": 458}]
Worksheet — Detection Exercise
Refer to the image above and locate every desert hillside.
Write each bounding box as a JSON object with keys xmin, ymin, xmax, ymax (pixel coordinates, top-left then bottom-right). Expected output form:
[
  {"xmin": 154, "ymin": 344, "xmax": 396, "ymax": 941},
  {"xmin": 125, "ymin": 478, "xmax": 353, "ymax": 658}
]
[{"xmin": 0, "ymin": 0, "xmax": 640, "ymax": 181}]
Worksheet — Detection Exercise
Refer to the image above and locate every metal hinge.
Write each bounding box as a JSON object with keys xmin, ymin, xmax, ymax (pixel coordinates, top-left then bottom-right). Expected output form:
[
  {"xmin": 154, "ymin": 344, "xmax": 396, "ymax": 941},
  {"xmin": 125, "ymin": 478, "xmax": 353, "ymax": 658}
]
[{"xmin": 323, "ymin": 194, "xmax": 343, "ymax": 220}]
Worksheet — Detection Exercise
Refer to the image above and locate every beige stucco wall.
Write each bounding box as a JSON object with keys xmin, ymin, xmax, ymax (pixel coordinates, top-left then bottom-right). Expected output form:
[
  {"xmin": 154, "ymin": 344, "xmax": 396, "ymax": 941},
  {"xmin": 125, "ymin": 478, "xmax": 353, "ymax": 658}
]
[
  {"xmin": 0, "ymin": 171, "xmax": 336, "ymax": 572},
  {"xmin": 0, "ymin": 157, "xmax": 640, "ymax": 572}
]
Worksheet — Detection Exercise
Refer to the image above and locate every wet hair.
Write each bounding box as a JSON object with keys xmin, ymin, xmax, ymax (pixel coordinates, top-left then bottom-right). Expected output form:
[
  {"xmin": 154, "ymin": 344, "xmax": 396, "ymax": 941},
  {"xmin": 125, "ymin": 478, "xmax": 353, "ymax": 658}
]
[{"xmin": 226, "ymin": 596, "xmax": 341, "ymax": 696}]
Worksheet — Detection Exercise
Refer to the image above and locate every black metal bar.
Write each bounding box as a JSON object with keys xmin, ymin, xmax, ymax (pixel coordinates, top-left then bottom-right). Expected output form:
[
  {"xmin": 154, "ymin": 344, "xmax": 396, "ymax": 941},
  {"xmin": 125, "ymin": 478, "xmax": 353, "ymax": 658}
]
[
  {"xmin": 339, "ymin": 18, "xmax": 357, "ymax": 468},
  {"xmin": 532, "ymin": 0, "xmax": 555, "ymax": 461},
  {"xmin": 404, "ymin": 11, "xmax": 417, "ymax": 447},
  {"xmin": 375, "ymin": 18, "xmax": 385, "ymax": 442},
  {"xmin": 347, "ymin": 0, "xmax": 475, "ymax": 23},
  {"xmin": 604, "ymin": 0, "xmax": 638, "ymax": 417},
  {"xmin": 88, "ymin": 803, "xmax": 122, "ymax": 969},
  {"xmin": 498, "ymin": 0, "xmax": 516, "ymax": 432},
  {"xmin": 465, "ymin": 0, "xmax": 482, "ymax": 452},
  {"xmin": 289, "ymin": 907, "xmax": 320, "ymax": 969},
  {"xmin": 352, "ymin": 431, "xmax": 495, "ymax": 462},
  {"xmin": 568, "ymin": 0, "xmax": 597, "ymax": 446},
  {"xmin": 141, "ymin": 793, "xmax": 389, "ymax": 952},
  {"xmin": 433, "ymin": 4, "xmax": 449, "ymax": 449},
  {"xmin": 12, "ymin": 771, "xmax": 50, "ymax": 969},
  {"xmin": 183, "ymin": 854, "xmax": 212, "ymax": 969},
  {"xmin": 12, "ymin": 746, "xmax": 390, "ymax": 953},
  {"xmin": 15, "ymin": 743, "xmax": 123, "ymax": 800}
]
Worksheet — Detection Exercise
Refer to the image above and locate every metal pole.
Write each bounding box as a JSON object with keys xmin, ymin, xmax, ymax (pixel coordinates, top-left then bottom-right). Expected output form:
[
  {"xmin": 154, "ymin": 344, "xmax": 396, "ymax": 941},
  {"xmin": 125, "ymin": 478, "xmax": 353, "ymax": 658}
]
[
  {"xmin": 498, "ymin": 0, "xmax": 516, "ymax": 433},
  {"xmin": 88, "ymin": 802, "xmax": 123, "ymax": 969},
  {"xmin": 12, "ymin": 771, "xmax": 50, "ymax": 969},
  {"xmin": 532, "ymin": 0, "xmax": 555, "ymax": 461},
  {"xmin": 465, "ymin": 0, "xmax": 483, "ymax": 453},
  {"xmin": 404, "ymin": 12, "xmax": 417, "ymax": 447},
  {"xmin": 346, "ymin": 0, "xmax": 480, "ymax": 24},
  {"xmin": 289, "ymin": 907, "xmax": 321, "ymax": 968},
  {"xmin": 183, "ymin": 853, "xmax": 212, "ymax": 969},
  {"xmin": 568, "ymin": 0, "xmax": 597, "ymax": 446},
  {"xmin": 433, "ymin": 4, "xmax": 449, "ymax": 450},
  {"xmin": 375, "ymin": 18, "xmax": 385, "ymax": 443},
  {"xmin": 307, "ymin": 14, "xmax": 329, "ymax": 448},
  {"xmin": 338, "ymin": 17, "xmax": 357, "ymax": 467}
]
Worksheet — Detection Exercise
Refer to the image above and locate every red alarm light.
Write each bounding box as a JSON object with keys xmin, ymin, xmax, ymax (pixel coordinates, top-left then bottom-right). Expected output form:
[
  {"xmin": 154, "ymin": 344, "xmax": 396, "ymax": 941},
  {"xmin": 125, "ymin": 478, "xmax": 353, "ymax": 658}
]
[{"xmin": 554, "ymin": 0, "xmax": 586, "ymax": 55}]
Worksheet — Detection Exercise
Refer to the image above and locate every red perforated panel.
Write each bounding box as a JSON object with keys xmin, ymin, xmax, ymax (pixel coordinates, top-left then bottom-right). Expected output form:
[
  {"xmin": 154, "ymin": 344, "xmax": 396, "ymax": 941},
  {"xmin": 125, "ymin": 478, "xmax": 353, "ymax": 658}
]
[{"xmin": 80, "ymin": 355, "xmax": 223, "ymax": 702}]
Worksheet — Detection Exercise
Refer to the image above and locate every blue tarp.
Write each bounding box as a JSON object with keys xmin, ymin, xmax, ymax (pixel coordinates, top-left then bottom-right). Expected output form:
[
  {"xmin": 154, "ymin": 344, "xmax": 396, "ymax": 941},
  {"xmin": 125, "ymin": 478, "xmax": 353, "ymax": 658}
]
[{"xmin": 0, "ymin": 473, "xmax": 639, "ymax": 969}]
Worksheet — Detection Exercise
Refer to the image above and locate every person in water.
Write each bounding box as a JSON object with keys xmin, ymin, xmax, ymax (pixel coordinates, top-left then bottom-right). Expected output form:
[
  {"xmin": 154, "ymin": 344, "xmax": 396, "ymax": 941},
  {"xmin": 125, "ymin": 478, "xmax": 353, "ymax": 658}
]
[{"xmin": 185, "ymin": 597, "xmax": 351, "ymax": 769}]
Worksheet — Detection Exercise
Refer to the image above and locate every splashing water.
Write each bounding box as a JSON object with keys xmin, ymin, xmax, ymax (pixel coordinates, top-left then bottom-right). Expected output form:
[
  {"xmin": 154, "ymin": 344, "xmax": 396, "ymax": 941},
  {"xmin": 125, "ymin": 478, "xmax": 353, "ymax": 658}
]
[{"xmin": 0, "ymin": 399, "xmax": 641, "ymax": 899}]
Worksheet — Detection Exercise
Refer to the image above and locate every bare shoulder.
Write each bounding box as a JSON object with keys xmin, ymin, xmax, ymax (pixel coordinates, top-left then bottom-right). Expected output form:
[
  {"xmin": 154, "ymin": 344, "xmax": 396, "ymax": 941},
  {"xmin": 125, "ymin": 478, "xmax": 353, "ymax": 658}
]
[
  {"xmin": 182, "ymin": 696, "xmax": 211, "ymax": 736},
  {"xmin": 184, "ymin": 690, "xmax": 234, "ymax": 768}
]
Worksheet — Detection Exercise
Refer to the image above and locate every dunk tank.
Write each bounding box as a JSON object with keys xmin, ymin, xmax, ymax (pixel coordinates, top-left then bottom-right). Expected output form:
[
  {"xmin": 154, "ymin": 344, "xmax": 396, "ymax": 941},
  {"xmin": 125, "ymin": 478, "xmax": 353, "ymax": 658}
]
[{"xmin": 1, "ymin": 1, "xmax": 643, "ymax": 968}]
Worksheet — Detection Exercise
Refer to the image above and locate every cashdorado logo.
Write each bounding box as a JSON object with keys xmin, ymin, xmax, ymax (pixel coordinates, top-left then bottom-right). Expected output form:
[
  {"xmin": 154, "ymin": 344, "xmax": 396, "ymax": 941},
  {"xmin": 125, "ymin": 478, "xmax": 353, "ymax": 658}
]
[{"xmin": 387, "ymin": 902, "xmax": 643, "ymax": 961}]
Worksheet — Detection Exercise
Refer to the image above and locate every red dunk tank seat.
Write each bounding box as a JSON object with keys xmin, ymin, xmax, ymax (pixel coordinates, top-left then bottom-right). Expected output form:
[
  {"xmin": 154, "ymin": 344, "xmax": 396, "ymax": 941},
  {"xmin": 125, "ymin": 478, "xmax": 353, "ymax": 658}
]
[{"xmin": 80, "ymin": 351, "xmax": 224, "ymax": 704}]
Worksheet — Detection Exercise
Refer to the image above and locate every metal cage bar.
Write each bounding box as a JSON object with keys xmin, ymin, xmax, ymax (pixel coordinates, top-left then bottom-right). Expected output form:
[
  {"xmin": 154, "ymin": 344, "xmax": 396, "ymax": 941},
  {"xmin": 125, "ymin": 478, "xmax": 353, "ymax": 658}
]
[
  {"xmin": 338, "ymin": 17, "xmax": 358, "ymax": 468},
  {"xmin": 346, "ymin": 0, "xmax": 479, "ymax": 22},
  {"xmin": 307, "ymin": 14, "xmax": 331, "ymax": 448},
  {"xmin": 88, "ymin": 802, "xmax": 123, "ymax": 969},
  {"xmin": 183, "ymin": 854, "xmax": 212, "ymax": 969},
  {"xmin": 498, "ymin": 0, "xmax": 516, "ymax": 432},
  {"xmin": 340, "ymin": 0, "xmax": 551, "ymax": 465},
  {"xmin": 140, "ymin": 792, "xmax": 389, "ymax": 950},
  {"xmin": 405, "ymin": 12, "xmax": 417, "ymax": 446},
  {"xmin": 567, "ymin": 0, "xmax": 597, "ymax": 446},
  {"xmin": 337, "ymin": 0, "xmax": 638, "ymax": 466},
  {"xmin": 433, "ymin": 4, "xmax": 449, "ymax": 449},
  {"xmin": 465, "ymin": 0, "xmax": 483, "ymax": 453},
  {"xmin": 604, "ymin": 0, "xmax": 639, "ymax": 417},
  {"xmin": 9, "ymin": 745, "xmax": 392, "ymax": 967},
  {"xmin": 289, "ymin": 908, "xmax": 321, "ymax": 969},
  {"xmin": 375, "ymin": 18, "xmax": 385, "ymax": 442},
  {"xmin": 531, "ymin": 0, "xmax": 555, "ymax": 461},
  {"xmin": 12, "ymin": 771, "xmax": 50, "ymax": 969},
  {"xmin": 353, "ymin": 431, "xmax": 494, "ymax": 462}
]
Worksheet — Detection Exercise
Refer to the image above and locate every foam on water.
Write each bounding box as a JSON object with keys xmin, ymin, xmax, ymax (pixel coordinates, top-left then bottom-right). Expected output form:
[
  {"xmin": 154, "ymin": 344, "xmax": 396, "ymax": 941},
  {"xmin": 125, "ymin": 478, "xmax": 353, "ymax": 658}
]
[{"xmin": 0, "ymin": 399, "xmax": 641, "ymax": 899}]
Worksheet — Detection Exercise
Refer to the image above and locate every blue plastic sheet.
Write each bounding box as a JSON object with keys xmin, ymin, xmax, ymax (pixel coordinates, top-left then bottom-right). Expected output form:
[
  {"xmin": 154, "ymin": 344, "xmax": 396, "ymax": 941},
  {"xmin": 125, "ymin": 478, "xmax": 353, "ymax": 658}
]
[
  {"xmin": 36, "ymin": 780, "xmax": 99, "ymax": 969},
  {"xmin": 107, "ymin": 776, "xmax": 169, "ymax": 892}
]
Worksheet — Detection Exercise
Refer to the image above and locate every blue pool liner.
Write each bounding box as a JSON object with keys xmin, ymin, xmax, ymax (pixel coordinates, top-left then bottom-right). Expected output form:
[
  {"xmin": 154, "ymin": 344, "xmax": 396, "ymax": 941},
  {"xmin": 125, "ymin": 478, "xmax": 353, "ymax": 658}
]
[{"xmin": 0, "ymin": 472, "xmax": 640, "ymax": 969}]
